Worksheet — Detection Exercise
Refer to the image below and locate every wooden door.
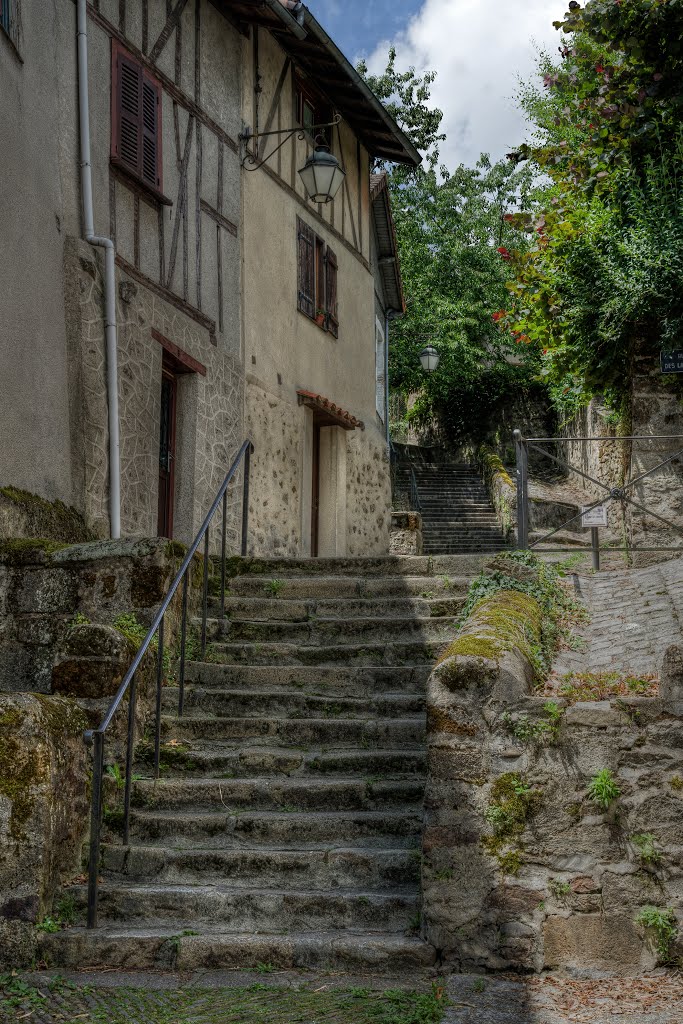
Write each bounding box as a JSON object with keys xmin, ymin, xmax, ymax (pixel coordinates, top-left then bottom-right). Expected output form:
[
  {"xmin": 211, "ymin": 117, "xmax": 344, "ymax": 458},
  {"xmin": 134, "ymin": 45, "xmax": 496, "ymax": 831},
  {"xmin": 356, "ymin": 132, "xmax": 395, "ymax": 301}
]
[
  {"xmin": 311, "ymin": 422, "xmax": 321, "ymax": 557},
  {"xmin": 157, "ymin": 365, "xmax": 177, "ymax": 538}
]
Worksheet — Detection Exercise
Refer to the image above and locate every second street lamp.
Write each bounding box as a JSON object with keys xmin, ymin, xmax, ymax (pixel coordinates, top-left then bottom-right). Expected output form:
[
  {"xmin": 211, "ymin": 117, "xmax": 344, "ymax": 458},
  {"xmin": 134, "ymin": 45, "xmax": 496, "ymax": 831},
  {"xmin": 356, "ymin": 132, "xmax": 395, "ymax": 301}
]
[{"xmin": 419, "ymin": 346, "xmax": 440, "ymax": 372}]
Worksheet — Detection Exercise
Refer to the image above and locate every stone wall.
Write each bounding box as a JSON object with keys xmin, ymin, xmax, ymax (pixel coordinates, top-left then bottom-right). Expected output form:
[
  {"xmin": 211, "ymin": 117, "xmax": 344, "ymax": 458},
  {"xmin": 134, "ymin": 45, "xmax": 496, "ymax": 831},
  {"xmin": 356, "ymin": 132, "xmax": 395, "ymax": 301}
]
[
  {"xmin": 0, "ymin": 693, "xmax": 89, "ymax": 968},
  {"xmin": 66, "ymin": 239, "xmax": 245, "ymax": 546},
  {"xmin": 0, "ymin": 538, "xmax": 197, "ymax": 696},
  {"xmin": 345, "ymin": 430, "xmax": 391, "ymax": 557},
  {"xmin": 390, "ymin": 512, "xmax": 423, "ymax": 555},
  {"xmin": 423, "ymin": 586, "xmax": 683, "ymax": 977}
]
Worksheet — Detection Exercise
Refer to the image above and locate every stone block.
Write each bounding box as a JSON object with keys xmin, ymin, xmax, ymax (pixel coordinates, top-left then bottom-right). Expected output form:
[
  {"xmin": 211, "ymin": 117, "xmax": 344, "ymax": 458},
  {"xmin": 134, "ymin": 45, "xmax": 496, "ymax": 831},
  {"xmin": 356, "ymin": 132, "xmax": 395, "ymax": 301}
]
[
  {"xmin": 543, "ymin": 913, "xmax": 649, "ymax": 975},
  {"xmin": 565, "ymin": 701, "xmax": 624, "ymax": 727},
  {"xmin": 0, "ymin": 693, "xmax": 89, "ymax": 967},
  {"xmin": 52, "ymin": 624, "xmax": 143, "ymax": 700},
  {"xmin": 661, "ymin": 644, "xmax": 683, "ymax": 701}
]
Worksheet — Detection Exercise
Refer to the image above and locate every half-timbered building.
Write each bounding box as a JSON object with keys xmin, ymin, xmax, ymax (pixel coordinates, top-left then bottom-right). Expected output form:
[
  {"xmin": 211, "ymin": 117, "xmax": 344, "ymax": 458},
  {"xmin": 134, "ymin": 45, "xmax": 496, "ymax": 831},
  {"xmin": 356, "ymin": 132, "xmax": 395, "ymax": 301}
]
[
  {"xmin": 0, "ymin": 0, "xmax": 416, "ymax": 555},
  {"xmin": 1, "ymin": 0, "xmax": 245, "ymax": 545},
  {"xmin": 233, "ymin": 1, "xmax": 418, "ymax": 557}
]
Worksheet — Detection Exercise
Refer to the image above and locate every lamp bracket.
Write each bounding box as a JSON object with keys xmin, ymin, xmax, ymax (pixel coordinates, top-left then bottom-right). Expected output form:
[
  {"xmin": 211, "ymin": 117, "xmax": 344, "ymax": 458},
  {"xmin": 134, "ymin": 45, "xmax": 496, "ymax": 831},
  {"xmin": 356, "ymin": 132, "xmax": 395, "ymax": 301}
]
[{"xmin": 239, "ymin": 114, "xmax": 342, "ymax": 172}]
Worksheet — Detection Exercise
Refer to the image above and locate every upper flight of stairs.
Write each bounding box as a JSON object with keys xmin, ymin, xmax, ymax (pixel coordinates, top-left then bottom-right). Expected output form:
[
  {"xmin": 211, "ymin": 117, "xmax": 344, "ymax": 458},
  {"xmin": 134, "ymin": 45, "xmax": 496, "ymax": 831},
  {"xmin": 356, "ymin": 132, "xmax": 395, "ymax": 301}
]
[
  {"xmin": 395, "ymin": 460, "xmax": 509, "ymax": 554},
  {"xmin": 42, "ymin": 554, "xmax": 486, "ymax": 977}
]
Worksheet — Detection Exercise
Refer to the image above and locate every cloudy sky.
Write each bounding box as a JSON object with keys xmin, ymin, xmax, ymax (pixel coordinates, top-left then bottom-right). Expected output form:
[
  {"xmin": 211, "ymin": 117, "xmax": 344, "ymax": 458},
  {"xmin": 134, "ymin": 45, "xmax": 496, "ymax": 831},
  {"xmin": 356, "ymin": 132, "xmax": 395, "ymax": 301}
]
[{"xmin": 314, "ymin": 0, "xmax": 568, "ymax": 168}]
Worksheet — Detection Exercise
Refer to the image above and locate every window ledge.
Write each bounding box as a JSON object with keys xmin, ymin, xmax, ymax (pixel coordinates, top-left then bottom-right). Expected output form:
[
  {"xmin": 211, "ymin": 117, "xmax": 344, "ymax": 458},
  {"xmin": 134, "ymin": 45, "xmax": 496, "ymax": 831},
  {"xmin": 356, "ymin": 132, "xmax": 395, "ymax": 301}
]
[{"xmin": 110, "ymin": 160, "xmax": 173, "ymax": 207}]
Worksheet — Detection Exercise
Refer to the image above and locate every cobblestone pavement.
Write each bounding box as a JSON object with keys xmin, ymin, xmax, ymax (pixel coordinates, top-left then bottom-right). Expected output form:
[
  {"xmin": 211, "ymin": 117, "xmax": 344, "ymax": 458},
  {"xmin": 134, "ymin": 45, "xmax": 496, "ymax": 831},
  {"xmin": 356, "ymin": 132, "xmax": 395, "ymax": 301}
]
[
  {"xmin": 445, "ymin": 973, "xmax": 683, "ymax": 1023},
  {"xmin": 551, "ymin": 556, "xmax": 683, "ymax": 679},
  {"xmin": 3, "ymin": 971, "xmax": 683, "ymax": 1024}
]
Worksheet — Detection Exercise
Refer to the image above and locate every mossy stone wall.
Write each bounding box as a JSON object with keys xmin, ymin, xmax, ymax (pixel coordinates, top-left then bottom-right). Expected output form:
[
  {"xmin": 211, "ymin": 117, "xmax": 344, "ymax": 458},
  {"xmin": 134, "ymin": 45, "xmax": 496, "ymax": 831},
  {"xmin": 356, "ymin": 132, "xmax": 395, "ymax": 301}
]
[
  {"xmin": 423, "ymin": 587, "xmax": 683, "ymax": 977},
  {"xmin": 0, "ymin": 693, "xmax": 89, "ymax": 967}
]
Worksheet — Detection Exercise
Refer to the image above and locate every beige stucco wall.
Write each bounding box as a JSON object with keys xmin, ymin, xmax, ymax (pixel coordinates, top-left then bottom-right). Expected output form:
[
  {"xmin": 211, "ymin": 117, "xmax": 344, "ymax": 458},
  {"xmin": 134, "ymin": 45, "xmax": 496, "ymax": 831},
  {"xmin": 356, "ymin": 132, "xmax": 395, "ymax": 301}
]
[
  {"xmin": 1, "ymin": 0, "xmax": 246, "ymax": 546},
  {"xmin": 241, "ymin": 27, "xmax": 390, "ymax": 557}
]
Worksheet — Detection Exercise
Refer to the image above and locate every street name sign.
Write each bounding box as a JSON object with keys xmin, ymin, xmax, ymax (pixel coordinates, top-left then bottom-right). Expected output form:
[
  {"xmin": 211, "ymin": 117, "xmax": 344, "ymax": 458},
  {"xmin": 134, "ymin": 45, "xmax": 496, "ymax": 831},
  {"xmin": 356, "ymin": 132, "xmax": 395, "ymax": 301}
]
[
  {"xmin": 661, "ymin": 351, "xmax": 683, "ymax": 374},
  {"xmin": 582, "ymin": 505, "xmax": 608, "ymax": 528}
]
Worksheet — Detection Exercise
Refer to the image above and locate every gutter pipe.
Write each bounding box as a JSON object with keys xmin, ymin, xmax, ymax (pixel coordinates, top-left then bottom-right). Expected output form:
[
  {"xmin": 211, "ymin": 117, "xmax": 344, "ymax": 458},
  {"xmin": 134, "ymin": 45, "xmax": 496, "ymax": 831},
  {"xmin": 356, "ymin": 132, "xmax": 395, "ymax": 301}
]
[
  {"xmin": 76, "ymin": 0, "xmax": 121, "ymax": 539},
  {"xmin": 263, "ymin": 0, "xmax": 307, "ymax": 40}
]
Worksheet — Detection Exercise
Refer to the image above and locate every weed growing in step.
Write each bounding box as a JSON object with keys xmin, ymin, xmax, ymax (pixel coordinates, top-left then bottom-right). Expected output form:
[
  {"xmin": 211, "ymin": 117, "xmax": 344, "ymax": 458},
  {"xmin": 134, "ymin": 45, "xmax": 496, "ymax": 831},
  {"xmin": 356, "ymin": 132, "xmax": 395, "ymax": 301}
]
[
  {"xmin": 670, "ymin": 775, "xmax": 683, "ymax": 791},
  {"xmin": 587, "ymin": 769, "xmax": 620, "ymax": 810},
  {"xmin": 631, "ymin": 833, "xmax": 662, "ymax": 866},
  {"xmin": 549, "ymin": 878, "xmax": 571, "ymax": 902},
  {"xmin": 35, "ymin": 917, "xmax": 60, "ymax": 933},
  {"xmin": 68, "ymin": 611, "xmax": 90, "ymax": 628},
  {"xmin": 472, "ymin": 978, "xmax": 487, "ymax": 994},
  {"xmin": 264, "ymin": 579, "xmax": 284, "ymax": 597},
  {"xmin": 502, "ymin": 701, "xmax": 564, "ymax": 746},
  {"xmin": 113, "ymin": 613, "xmax": 172, "ymax": 677},
  {"xmin": 636, "ymin": 906, "xmax": 679, "ymax": 963},
  {"xmin": 555, "ymin": 671, "xmax": 658, "ymax": 703}
]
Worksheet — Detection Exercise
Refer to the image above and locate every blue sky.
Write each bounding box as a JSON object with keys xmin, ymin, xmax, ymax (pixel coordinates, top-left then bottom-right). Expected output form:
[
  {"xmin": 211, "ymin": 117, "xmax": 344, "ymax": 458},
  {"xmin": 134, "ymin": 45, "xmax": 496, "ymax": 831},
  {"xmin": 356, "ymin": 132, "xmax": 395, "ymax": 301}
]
[
  {"xmin": 310, "ymin": 0, "xmax": 567, "ymax": 169},
  {"xmin": 314, "ymin": 0, "xmax": 423, "ymax": 64}
]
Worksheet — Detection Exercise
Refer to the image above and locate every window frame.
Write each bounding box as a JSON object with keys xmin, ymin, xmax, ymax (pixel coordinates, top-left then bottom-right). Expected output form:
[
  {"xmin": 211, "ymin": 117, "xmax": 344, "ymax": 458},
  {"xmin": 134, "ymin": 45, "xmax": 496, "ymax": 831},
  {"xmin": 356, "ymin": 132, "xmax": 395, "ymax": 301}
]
[
  {"xmin": 297, "ymin": 217, "xmax": 338, "ymax": 337},
  {"xmin": 294, "ymin": 75, "xmax": 333, "ymax": 144},
  {"xmin": 110, "ymin": 39, "xmax": 165, "ymax": 202},
  {"xmin": 0, "ymin": 0, "xmax": 22, "ymax": 58}
]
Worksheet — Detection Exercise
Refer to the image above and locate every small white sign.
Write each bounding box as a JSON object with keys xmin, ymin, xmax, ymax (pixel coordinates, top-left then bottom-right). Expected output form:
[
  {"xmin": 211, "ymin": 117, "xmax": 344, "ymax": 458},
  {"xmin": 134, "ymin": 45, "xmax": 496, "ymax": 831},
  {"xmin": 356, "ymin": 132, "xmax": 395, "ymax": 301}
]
[{"xmin": 582, "ymin": 504, "xmax": 608, "ymax": 528}]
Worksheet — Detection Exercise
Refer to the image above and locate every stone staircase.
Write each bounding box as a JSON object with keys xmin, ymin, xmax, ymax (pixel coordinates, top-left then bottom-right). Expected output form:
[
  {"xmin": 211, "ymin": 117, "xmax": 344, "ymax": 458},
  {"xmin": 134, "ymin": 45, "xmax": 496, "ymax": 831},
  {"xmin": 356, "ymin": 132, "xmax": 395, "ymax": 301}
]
[
  {"xmin": 396, "ymin": 461, "xmax": 509, "ymax": 554},
  {"xmin": 43, "ymin": 555, "xmax": 485, "ymax": 976}
]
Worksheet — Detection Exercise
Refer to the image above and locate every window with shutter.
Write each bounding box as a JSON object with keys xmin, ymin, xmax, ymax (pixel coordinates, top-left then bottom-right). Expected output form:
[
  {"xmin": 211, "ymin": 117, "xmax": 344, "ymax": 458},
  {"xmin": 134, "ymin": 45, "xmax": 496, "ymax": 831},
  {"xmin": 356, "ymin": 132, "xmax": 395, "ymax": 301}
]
[
  {"xmin": 296, "ymin": 221, "xmax": 339, "ymax": 336},
  {"xmin": 325, "ymin": 247, "xmax": 338, "ymax": 338},
  {"xmin": 297, "ymin": 217, "xmax": 315, "ymax": 319},
  {"xmin": 111, "ymin": 40, "xmax": 163, "ymax": 196},
  {"xmin": 1, "ymin": 0, "xmax": 20, "ymax": 51}
]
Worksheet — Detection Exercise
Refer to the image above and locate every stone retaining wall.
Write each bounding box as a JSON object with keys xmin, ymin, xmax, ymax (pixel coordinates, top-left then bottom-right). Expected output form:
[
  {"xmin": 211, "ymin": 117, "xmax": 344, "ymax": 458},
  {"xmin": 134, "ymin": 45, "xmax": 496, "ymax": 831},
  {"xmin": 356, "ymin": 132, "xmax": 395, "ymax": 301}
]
[{"xmin": 423, "ymin": 588, "xmax": 683, "ymax": 976}]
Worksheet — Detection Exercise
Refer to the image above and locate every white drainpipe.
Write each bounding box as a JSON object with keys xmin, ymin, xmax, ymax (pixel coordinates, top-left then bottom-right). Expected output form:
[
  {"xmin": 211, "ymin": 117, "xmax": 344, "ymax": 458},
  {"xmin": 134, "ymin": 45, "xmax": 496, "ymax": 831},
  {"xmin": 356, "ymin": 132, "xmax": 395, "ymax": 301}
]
[{"xmin": 76, "ymin": 0, "xmax": 121, "ymax": 539}]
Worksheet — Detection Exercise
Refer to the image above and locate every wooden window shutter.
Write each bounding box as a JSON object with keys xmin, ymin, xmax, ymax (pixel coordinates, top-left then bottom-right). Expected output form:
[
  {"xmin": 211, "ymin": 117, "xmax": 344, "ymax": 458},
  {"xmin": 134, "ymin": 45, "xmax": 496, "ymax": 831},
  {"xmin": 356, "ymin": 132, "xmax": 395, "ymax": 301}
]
[
  {"xmin": 297, "ymin": 218, "xmax": 315, "ymax": 319},
  {"xmin": 111, "ymin": 41, "xmax": 163, "ymax": 194},
  {"xmin": 325, "ymin": 246, "xmax": 339, "ymax": 338}
]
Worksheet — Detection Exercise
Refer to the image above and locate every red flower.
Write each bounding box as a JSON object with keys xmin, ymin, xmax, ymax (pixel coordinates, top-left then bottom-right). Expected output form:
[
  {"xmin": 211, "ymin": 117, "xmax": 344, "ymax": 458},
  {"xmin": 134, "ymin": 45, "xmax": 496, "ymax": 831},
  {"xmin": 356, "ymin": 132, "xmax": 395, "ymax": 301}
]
[
  {"xmin": 596, "ymin": 64, "xmax": 605, "ymax": 74},
  {"xmin": 492, "ymin": 310, "xmax": 506, "ymax": 322},
  {"xmin": 497, "ymin": 247, "xmax": 512, "ymax": 261}
]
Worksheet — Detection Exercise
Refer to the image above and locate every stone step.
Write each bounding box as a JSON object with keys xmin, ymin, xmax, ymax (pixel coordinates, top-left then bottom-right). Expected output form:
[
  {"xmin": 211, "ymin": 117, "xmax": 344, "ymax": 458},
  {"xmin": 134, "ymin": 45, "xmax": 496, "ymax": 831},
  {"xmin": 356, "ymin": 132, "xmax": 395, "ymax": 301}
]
[
  {"xmin": 140, "ymin": 742, "xmax": 427, "ymax": 778},
  {"xmin": 227, "ymin": 554, "xmax": 489, "ymax": 578},
  {"xmin": 131, "ymin": 776, "xmax": 425, "ymax": 813},
  {"xmin": 201, "ymin": 639, "xmax": 445, "ymax": 667},
  {"xmin": 161, "ymin": 714, "xmax": 426, "ymax": 746},
  {"xmin": 161, "ymin": 687, "xmax": 426, "ymax": 720},
  {"xmin": 101, "ymin": 845, "xmax": 421, "ymax": 890},
  {"xmin": 212, "ymin": 595, "xmax": 465, "ymax": 620},
  {"xmin": 205, "ymin": 615, "xmax": 459, "ymax": 646},
  {"xmin": 67, "ymin": 883, "xmax": 419, "ymax": 932},
  {"xmin": 225, "ymin": 574, "xmax": 472, "ymax": 599},
  {"xmin": 125, "ymin": 807, "xmax": 423, "ymax": 848},
  {"xmin": 40, "ymin": 926, "xmax": 436, "ymax": 974},
  {"xmin": 183, "ymin": 662, "xmax": 432, "ymax": 697}
]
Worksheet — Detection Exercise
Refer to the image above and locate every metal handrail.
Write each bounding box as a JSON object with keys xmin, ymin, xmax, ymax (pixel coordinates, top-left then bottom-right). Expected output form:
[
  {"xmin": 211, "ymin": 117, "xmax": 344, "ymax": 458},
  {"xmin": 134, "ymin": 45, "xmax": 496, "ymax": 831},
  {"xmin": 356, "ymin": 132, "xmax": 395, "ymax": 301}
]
[
  {"xmin": 85, "ymin": 439, "xmax": 254, "ymax": 928},
  {"xmin": 409, "ymin": 466, "xmax": 422, "ymax": 514}
]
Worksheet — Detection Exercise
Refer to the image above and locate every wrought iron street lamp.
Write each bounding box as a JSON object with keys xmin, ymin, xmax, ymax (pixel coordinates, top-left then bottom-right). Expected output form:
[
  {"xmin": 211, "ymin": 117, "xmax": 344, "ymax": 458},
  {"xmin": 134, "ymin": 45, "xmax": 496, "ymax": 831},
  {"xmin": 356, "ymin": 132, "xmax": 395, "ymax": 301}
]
[
  {"xmin": 240, "ymin": 116, "xmax": 346, "ymax": 205},
  {"xmin": 419, "ymin": 345, "xmax": 440, "ymax": 372}
]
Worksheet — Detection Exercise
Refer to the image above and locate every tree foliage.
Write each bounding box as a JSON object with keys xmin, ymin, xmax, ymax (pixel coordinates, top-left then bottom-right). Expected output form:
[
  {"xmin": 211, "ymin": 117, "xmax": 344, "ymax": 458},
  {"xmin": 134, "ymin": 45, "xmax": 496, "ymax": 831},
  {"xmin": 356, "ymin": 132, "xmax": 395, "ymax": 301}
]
[
  {"xmin": 503, "ymin": 0, "xmax": 683, "ymax": 415},
  {"xmin": 359, "ymin": 52, "xmax": 540, "ymax": 446}
]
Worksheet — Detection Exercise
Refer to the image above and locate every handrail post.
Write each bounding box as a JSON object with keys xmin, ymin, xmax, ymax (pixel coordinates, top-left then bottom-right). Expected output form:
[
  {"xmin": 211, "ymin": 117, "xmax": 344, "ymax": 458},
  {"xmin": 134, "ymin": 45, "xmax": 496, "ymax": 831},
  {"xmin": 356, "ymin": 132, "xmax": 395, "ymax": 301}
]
[
  {"xmin": 220, "ymin": 490, "xmax": 227, "ymax": 621},
  {"xmin": 241, "ymin": 444, "xmax": 252, "ymax": 556},
  {"xmin": 514, "ymin": 429, "xmax": 529, "ymax": 550},
  {"xmin": 122, "ymin": 672, "xmax": 137, "ymax": 846},
  {"xmin": 86, "ymin": 730, "xmax": 104, "ymax": 929},
  {"xmin": 154, "ymin": 617, "xmax": 164, "ymax": 780},
  {"xmin": 178, "ymin": 572, "xmax": 189, "ymax": 717},
  {"xmin": 201, "ymin": 528, "xmax": 210, "ymax": 657}
]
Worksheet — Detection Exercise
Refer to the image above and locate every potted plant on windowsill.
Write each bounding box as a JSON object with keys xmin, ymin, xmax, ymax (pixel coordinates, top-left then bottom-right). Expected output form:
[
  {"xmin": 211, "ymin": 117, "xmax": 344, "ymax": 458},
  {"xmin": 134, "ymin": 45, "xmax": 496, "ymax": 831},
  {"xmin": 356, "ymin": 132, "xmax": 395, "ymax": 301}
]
[{"xmin": 315, "ymin": 309, "xmax": 326, "ymax": 328}]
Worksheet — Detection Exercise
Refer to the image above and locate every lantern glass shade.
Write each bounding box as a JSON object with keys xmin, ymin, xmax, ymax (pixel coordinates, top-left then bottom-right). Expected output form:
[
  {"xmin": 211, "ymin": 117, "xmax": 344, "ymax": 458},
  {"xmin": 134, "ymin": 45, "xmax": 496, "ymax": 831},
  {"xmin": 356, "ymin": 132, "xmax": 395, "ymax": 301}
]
[
  {"xmin": 419, "ymin": 345, "xmax": 440, "ymax": 372},
  {"xmin": 298, "ymin": 144, "xmax": 346, "ymax": 204}
]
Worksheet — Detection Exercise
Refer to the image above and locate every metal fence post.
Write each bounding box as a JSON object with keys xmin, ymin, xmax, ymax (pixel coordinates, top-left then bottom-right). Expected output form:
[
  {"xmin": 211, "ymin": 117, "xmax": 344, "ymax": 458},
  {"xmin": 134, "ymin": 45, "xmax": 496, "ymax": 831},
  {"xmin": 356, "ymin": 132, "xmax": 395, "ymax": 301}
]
[
  {"xmin": 591, "ymin": 527, "xmax": 600, "ymax": 571},
  {"xmin": 513, "ymin": 429, "xmax": 529, "ymax": 549}
]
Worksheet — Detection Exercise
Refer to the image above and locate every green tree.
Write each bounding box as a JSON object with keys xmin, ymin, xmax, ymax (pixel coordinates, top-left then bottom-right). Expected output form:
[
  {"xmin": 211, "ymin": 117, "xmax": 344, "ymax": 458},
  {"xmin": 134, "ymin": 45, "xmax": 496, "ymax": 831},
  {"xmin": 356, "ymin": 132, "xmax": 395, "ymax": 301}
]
[{"xmin": 359, "ymin": 52, "xmax": 540, "ymax": 446}]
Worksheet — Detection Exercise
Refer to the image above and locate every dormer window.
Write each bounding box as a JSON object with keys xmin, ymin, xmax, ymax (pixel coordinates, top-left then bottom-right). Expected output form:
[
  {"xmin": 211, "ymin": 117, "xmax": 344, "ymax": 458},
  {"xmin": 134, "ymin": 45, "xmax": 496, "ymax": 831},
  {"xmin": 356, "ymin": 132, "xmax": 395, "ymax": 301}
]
[{"xmin": 295, "ymin": 76, "xmax": 333, "ymax": 143}]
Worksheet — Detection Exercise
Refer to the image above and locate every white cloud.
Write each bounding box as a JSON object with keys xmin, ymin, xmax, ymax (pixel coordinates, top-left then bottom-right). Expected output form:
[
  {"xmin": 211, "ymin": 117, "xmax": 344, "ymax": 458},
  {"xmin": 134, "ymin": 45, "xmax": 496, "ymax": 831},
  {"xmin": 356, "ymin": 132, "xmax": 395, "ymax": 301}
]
[{"xmin": 367, "ymin": 0, "xmax": 567, "ymax": 169}]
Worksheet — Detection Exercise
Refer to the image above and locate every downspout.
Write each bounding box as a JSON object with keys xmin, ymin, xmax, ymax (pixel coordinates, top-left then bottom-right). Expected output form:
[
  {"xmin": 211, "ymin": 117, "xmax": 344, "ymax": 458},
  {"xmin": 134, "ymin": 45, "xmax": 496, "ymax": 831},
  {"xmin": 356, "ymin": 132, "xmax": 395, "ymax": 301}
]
[{"xmin": 76, "ymin": 0, "xmax": 121, "ymax": 539}]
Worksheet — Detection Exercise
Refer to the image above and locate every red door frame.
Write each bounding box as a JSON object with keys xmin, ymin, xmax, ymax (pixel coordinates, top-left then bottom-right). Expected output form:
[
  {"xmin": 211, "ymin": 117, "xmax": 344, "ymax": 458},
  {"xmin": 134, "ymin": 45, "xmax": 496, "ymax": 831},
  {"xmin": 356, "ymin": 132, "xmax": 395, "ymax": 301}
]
[{"xmin": 157, "ymin": 363, "xmax": 177, "ymax": 538}]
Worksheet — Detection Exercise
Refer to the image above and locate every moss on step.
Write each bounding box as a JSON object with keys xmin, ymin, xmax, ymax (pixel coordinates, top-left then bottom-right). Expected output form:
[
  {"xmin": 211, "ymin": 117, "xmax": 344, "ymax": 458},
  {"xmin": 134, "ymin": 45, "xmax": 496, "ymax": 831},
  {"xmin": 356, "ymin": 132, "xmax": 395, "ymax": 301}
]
[
  {"xmin": 0, "ymin": 537, "xmax": 69, "ymax": 564},
  {"xmin": 0, "ymin": 486, "xmax": 93, "ymax": 544}
]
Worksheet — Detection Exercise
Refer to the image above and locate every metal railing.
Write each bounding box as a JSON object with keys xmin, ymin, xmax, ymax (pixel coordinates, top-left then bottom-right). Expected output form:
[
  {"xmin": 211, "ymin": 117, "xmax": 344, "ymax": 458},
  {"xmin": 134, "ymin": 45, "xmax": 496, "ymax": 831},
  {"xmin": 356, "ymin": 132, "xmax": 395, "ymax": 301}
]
[
  {"xmin": 84, "ymin": 439, "xmax": 253, "ymax": 928},
  {"xmin": 513, "ymin": 429, "xmax": 683, "ymax": 565},
  {"xmin": 409, "ymin": 466, "xmax": 422, "ymax": 514}
]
